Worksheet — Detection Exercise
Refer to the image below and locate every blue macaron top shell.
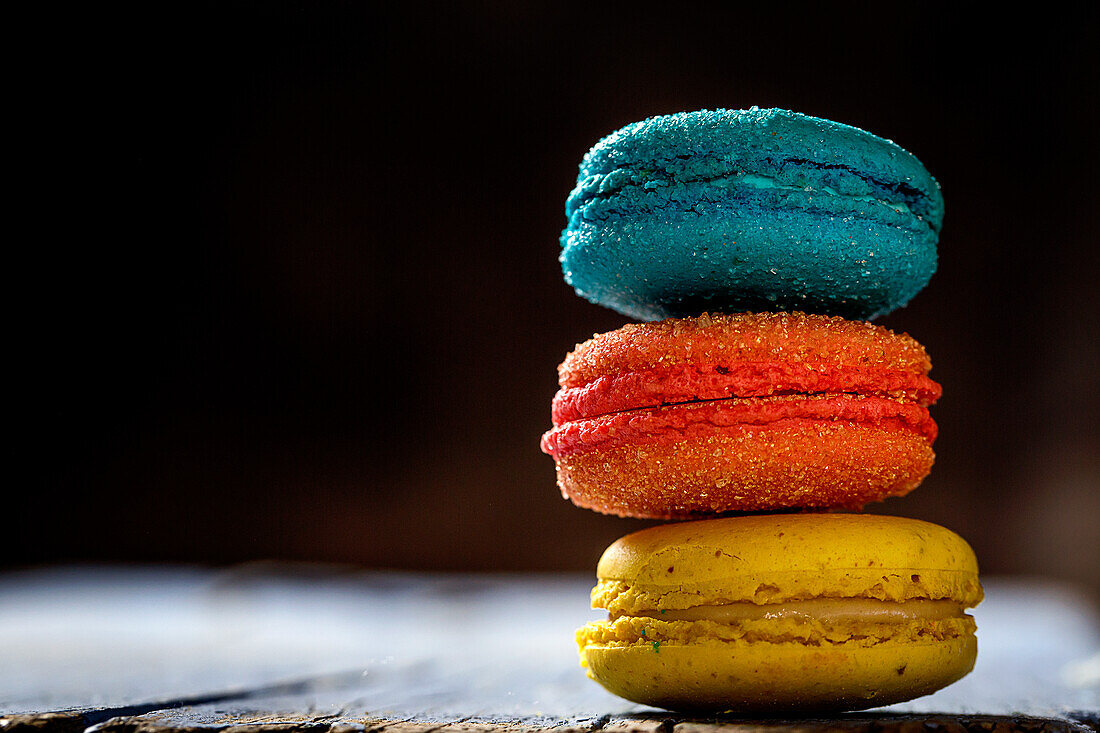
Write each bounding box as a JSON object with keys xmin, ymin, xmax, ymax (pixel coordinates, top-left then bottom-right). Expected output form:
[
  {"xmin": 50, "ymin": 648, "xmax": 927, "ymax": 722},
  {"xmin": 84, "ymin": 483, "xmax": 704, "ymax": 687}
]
[{"xmin": 560, "ymin": 108, "xmax": 944, "ymax": 321}]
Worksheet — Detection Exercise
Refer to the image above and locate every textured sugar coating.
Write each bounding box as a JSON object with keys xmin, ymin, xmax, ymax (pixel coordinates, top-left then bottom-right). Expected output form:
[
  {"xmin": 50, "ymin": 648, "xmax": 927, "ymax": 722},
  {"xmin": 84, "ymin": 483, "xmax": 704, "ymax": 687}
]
[
  {"xmin": 560, "ymin": 108, "xmax": 943, "ymax": 321},
  {"xmin": 555, "ymin": 422, "xmax": 935, "ymax": 517},
  {"xmin": 551, "ymin": 361, "xmax": 940, "ymax": 425},
  {"xmin": 542, "ymin": 394, "xmax": 937, "ymax": 459},
  {"xmin": 542, "ymin": 313, "xmax": 940, "ymax": 516},
  {"xmin": 591, "ymin": 514, "xmax": 983, "ymax": 611},
  {"xmin": 559, "ymin": 312, "xmax": 932, "ymax": 389}
]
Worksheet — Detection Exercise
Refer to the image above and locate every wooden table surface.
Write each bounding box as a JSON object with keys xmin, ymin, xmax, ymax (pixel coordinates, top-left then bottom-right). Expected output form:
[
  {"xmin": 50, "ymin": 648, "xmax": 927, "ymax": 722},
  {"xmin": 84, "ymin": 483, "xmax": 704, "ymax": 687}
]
[{"xmin": 1, "ymin": 566, "xmax": 1097, "ymax": 733}]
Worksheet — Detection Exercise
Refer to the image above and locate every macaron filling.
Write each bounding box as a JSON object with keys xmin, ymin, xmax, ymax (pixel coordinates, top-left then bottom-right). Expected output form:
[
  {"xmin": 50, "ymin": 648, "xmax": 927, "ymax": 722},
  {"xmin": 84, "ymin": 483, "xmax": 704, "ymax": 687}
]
[
  {"xmin": 619, "ymin": 598, "xmax": 966, "ymax": 624},
  {"xmin": 581, "ymin": 598, "xmax": 977, "ymax": 650},
  {"xmin": 551, "ymin": 360, "xmax": 940, "ymax": 424},
  {"xmin": 567, "ymin": 170, "xmax": 934, "ymax": 236},
  {"xmin": 578, "ymin": 605, "xmax": 977, "ymax": 649},
  {"xmin": 570, "ymin": 168, "xmax": 922, "ymax": 213},
  {"xmin": 542, "ymin": 394, "xmax": 936, "ymax": 459}
]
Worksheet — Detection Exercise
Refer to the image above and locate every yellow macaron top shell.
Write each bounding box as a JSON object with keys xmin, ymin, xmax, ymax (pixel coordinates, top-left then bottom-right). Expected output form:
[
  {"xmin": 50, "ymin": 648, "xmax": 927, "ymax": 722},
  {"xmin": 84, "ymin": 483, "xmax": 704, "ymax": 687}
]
[{"xmin": 593, "ymin": 514, "xmax": 982, "ymax": 615}]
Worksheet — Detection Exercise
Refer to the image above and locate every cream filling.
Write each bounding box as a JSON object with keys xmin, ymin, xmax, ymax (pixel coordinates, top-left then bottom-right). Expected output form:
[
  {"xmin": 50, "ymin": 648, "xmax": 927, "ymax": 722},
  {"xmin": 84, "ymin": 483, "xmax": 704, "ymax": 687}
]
[
  {"xmin": 615, "ymin": 598, "xmax": 964, "ymax": 624},
  {"xmin": 577, "ymin": 169, "xmax": 918, "ymax": 216},
  {"xmin": 720, "ymin": 173, "xmax": 915, "ymax": 214}
]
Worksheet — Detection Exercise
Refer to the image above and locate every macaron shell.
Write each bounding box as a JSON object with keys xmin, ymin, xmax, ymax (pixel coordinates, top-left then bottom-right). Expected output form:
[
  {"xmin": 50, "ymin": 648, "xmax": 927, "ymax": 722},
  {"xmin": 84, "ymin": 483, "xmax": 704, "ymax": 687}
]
[
  {"xmin": 555, "ymin": 421, "xmax": 936, "ymax": 518},
  {"xmin": 592, "ymin": 514, "xmax": 983, "ymax": 613},
  {"xmin": 557, "ymin": 311, "xmax": 934, "ymax": 391},
  {"xmin": 579, "ymin": 634, "xmax": 977, "ymax": 713},
  {"xmin": 573, "ymin": 109, "xmax": 942, "ymax": 209},
  {"xmin": 562, "ymin": 215, "xmax": 937, "ymax": 321},
  {"xmin": 561, "ymin": 109, "xmax": 944, "ymax": 321},
  {"xmin": 593, "ymin": 514, "xmax": 981, "ymax": 608}
]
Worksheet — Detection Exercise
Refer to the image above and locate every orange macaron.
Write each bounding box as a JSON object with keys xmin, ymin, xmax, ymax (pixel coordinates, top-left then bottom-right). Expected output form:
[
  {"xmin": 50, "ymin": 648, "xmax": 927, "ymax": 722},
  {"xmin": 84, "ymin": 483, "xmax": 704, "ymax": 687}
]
[{"xmin": 540, "ymin": 312, "xmax": 941, "ymax": 518}]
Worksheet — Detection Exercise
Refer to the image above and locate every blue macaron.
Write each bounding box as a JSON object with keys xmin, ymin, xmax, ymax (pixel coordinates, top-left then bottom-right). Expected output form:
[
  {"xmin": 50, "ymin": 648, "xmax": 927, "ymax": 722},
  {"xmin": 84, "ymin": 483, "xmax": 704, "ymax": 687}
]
[{"xmin": 560, "ymin": 108, "xmax": 944, "ymax": 321}]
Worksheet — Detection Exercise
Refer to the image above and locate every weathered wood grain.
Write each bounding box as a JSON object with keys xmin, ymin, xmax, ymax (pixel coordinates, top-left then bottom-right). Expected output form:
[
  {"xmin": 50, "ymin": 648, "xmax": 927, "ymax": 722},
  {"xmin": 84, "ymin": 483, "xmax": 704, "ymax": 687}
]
[
  {"xmin": 1, "ymin": 569, "xmax": 1096, "ymax": 733},
  {"xmin": 25, "ymin": 713, "xmax": 1087, "ymax": 733}
]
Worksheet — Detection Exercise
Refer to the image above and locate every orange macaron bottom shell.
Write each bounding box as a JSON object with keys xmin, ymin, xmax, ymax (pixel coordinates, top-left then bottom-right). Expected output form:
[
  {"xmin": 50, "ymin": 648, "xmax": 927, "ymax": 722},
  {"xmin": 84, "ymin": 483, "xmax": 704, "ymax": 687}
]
[{"xmin": 553, "ymin": 419, "xmax": 933, "ymax": 518}]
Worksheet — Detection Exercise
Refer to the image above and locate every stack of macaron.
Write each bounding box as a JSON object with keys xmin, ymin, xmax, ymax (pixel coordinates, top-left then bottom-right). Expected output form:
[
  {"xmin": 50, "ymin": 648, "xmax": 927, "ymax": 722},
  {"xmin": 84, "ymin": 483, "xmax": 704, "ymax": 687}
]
[{"xmin": 540, "ymin": 108, "xmax": 982, "ymax": 713}]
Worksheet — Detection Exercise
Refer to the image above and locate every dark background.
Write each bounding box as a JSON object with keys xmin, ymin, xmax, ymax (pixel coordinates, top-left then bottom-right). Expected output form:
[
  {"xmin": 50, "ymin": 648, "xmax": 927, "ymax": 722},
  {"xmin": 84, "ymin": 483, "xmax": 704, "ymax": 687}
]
[{"xmin": 14, "ymin": 4, "xmax": 1098, "ymax": 597}]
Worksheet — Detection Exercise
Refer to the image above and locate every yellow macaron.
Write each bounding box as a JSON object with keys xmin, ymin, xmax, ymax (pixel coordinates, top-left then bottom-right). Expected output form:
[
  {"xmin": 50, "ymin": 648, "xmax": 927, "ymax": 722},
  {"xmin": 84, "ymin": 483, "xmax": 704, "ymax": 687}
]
[{"xmin": 576, "ymin": 514, "xmax": 983, "ymax": 712}]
